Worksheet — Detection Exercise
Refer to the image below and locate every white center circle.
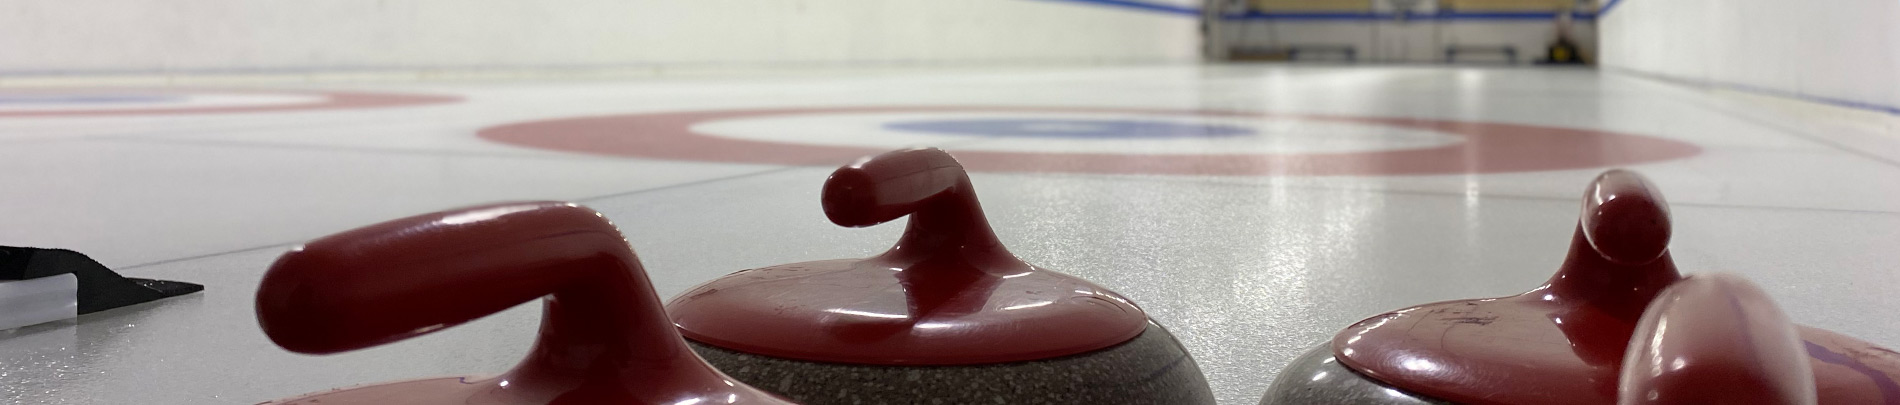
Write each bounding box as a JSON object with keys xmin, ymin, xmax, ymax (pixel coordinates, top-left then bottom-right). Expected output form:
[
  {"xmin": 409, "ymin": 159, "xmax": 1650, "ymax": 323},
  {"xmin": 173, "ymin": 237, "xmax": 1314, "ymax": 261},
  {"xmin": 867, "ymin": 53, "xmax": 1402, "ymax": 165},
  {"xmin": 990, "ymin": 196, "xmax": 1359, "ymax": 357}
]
[{"xmin": 692, "ymin": 112, "xmax": 1465, "ymax": 155}]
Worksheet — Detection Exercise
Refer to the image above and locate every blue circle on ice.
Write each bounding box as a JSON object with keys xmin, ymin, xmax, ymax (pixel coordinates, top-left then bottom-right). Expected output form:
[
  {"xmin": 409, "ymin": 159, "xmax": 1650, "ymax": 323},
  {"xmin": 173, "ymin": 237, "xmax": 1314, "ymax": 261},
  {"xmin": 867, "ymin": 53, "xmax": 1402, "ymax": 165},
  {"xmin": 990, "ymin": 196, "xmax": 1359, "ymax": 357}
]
[
  {"xmin": 0, "ymin": 95, "xmax": 183, "ymax": 105},
  {"xmin": 883, "ymin": 119, "xmax": 1254, "ymax": 139}
]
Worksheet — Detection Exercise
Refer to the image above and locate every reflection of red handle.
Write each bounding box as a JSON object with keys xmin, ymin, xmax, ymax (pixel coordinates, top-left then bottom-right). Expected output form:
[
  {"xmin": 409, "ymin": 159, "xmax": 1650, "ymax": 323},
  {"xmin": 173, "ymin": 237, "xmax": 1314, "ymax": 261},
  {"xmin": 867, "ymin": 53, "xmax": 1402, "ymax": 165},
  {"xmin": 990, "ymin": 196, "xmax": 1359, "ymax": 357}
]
[
  {"xmin": 1580, "ymin": 169, "xmax": 1671, "ymax": 265},
  {"xmin": 1618, "ymin": 273, "xmax": 1816, "ymax": 405},
  {"xmin": 256, "ymin": 202, "xmax": 789, "ymax": 405}
]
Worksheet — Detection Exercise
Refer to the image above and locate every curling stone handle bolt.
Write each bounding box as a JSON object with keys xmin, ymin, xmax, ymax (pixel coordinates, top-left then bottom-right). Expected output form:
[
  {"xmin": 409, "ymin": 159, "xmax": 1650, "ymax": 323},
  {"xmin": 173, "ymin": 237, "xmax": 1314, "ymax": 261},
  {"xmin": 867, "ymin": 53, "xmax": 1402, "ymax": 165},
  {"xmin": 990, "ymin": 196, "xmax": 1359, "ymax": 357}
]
[{"xmin": 1580, "ymin": 169, "xmax": 1672, "ymax": 266}]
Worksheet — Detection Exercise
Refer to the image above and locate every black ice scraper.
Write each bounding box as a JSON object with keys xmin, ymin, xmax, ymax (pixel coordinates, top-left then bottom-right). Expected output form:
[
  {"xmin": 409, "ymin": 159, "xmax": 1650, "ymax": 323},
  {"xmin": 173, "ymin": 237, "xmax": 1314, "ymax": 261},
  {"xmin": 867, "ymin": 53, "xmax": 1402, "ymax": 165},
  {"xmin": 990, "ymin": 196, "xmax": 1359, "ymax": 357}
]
[{"xmin": 0, "ymin": 246, "xmax": 202, "ymax": 330}]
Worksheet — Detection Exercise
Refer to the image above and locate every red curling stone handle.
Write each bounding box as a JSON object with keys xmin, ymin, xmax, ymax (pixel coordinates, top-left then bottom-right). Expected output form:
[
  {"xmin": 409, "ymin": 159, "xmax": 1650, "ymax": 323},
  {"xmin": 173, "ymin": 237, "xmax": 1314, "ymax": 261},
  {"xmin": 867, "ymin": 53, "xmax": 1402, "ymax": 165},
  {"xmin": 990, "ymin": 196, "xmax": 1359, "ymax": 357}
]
[
  {"xmin": 256, "ymin": 201, "xmax": 791, "ymax": 404},
  {"xmin": 823, "ymin": 147, "xmax": 974, "ymax": 227},
  {"xmin": 255, "ymin": 201, "xmax": 658, "ymax": 355},
  {"xmin": 1580, "ymin": 169, "xmax": 1671, "ymax": 266},
  {"xmin": 821, "ymin": 147, "xmax": 1006, "ymax": 255},
  {"xmin": 1618, "ymin": 273, "xmax": 1816, "ymax": 404}
]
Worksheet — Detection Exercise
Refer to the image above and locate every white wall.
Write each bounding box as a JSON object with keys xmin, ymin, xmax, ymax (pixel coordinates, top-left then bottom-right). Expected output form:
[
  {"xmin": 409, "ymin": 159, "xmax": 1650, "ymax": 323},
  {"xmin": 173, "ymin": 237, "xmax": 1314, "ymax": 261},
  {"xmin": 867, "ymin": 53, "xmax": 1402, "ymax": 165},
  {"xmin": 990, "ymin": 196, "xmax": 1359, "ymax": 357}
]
[
  {"xmin": 1223, "ymin": 19, "xmax": 1591, "ymax": 64},
  {"xmin": 1600, "ymin": 0, "xmax": 1900, "ymax": 109},
  {"xmin": 0, "ymin": 0, "xmax": 1201, "ymax": 74}
]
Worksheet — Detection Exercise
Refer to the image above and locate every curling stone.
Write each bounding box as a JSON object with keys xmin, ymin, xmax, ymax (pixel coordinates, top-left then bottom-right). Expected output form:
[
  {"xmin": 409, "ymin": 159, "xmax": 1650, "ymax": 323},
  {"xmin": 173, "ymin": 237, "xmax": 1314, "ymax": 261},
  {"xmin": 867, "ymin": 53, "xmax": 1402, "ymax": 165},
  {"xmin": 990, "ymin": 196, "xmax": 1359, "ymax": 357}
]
[
  {"xmin": 0, "ymin": 245, "xmax": 201, "ymax": 330},
  {"xmin": 254, "ymin": 201, "xmax": 791, "ymax": 405},
  {"xmin": 666, "ymin": 148, "xmax": 1216, "ymax": 405},
  {"xmin": 1262, "ymin": 170, "xmax": 1900, "ymax": 405}
]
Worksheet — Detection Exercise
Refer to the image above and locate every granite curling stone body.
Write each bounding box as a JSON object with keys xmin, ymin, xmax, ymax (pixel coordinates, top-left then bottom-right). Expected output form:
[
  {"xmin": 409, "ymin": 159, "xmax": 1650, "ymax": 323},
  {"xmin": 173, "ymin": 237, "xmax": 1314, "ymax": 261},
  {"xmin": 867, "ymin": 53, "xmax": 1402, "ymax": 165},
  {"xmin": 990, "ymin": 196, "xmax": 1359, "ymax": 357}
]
[
  {"xmin": 1261, "ymin": 170, "xmax": 1900, "ymax": 405},
  {"xmin": 254, "ymin": 202, "xmax": 791, "ymax": 405},
  {"xmin": 667, "ymin": 148, "xmax": 1217, "ymax": 405}
]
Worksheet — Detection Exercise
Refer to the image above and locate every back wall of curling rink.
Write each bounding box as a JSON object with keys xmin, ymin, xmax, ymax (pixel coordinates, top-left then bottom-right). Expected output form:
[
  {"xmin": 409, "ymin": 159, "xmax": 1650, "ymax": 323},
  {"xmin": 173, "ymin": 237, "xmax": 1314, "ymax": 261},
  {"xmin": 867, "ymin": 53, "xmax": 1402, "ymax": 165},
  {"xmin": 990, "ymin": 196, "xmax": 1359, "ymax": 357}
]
[
  {"xmin": 1600, "ymin": 0, "xmax": 1900, "ymax": 111},
  {"xmin": 0, "ymin": 0, "xmax": 1201, "ymax": 75}
]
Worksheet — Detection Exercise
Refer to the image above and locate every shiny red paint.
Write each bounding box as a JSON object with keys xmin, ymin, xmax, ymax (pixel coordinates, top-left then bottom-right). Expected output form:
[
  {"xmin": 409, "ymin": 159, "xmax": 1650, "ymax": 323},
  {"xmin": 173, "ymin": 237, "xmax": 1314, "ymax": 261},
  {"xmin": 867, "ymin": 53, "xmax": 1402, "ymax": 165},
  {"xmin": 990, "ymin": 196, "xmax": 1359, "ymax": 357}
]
[
  {"xmin": 666, "ymin": 147, "xmax": 1149, "ymax": 365},
  {"xmin": 1618, "ymin": 273, "xmax": 1816, "ymax": 405},
  {"xmin": 474, "ymin": 106, "xmax": 1702, "ymax": 176},
  {"xmin": 0, "ymin": 89, "xmax": 457, "ymax": 117},
  {"xmin": 1802, "ymin": 327, "xmax": 1900, "ymax": 405},
  {"xmin": 1332, "ymin": 169, "xmax": 1900, "ymax": 405},
  {"xmin": 255, "ymin": 201, "xmax": 791, "ymax": 405}
]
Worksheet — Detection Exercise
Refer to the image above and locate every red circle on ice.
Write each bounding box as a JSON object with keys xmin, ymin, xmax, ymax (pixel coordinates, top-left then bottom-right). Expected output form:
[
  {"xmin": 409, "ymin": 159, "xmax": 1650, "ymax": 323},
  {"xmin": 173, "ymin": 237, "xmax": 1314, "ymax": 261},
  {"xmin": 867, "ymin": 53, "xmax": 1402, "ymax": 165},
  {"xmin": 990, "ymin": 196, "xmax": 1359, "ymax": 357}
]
[{"xmin": 476, "ymin": 106, "xmax": 1702, "ymax": 176}]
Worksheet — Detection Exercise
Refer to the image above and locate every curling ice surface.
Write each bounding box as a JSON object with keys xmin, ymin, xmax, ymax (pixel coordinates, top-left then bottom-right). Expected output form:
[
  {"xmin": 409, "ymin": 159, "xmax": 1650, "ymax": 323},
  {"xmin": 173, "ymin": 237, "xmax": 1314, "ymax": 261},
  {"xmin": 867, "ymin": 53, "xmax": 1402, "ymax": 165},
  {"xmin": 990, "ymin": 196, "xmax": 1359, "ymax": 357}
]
[{"xmin": 0, "ymin": 65, "xmax": 1897, "ymax": 404}]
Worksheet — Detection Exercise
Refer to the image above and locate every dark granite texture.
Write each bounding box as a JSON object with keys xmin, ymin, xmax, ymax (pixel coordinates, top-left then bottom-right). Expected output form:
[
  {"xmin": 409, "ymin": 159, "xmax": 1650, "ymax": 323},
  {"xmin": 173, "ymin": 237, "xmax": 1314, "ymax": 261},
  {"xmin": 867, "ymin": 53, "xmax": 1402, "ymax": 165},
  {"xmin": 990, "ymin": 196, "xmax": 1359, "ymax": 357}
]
[
  {"xmin": 690, "ymin": 321, "xmax": 1215, "ymax": 405},
  {"xmin": 1259, "ymin": 344, "xmax": 1450, "ymax": 405}
]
